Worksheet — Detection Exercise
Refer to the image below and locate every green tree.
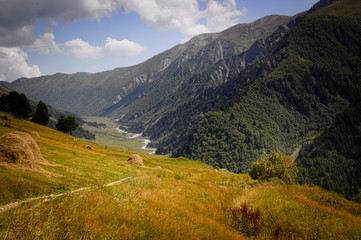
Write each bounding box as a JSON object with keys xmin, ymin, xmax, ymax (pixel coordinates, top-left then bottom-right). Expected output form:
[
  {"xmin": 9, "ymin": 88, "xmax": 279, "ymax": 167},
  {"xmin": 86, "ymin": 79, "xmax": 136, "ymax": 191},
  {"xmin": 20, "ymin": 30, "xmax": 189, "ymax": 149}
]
[
  {"xmin": 5, "ymin": 91, "xmax": 32, "ymax": 119},
  {"xmin": 32, "ymin": 101, "xmax": 50, "ymax": 126},
  {"xmin": 250, "ymin": 151, "xmax": 298, "ymax": 184},
  {"xmin": 56, "ymin": 115, "xmax": 78, "ymax": 135}
]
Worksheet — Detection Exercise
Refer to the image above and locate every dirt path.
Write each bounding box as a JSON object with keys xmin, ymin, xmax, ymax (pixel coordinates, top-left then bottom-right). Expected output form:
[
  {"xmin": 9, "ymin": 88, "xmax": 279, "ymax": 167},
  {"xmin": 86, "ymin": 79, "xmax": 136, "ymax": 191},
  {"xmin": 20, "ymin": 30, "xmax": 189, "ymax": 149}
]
[{"xmin": 0, "ymin": 176, "xmax": 134, "ymax": 214}]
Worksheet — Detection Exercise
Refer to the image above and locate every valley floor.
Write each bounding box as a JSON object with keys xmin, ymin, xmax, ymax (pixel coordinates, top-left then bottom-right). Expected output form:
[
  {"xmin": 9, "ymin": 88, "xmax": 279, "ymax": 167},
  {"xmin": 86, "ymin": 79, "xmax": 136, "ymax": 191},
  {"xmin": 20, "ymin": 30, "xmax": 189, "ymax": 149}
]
[{"xmin": 82, "ymin": 116, "xmax": 156, "ymax": 154}]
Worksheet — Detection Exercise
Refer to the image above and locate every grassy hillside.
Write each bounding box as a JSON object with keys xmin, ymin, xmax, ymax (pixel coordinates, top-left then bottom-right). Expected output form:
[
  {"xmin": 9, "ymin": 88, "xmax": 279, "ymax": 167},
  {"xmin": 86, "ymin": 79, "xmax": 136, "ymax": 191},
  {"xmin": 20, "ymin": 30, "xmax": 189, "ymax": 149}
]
[
  {"xmin": 0, "ymin": 84, "xmax": 11, "ymax": 95},
  {"xmin": 310, "ymin": 0, "xmax": 361, "ymax": 17},
  {"xmin": 0, "ymin": 112, "xmax": 360, "ymax": 239}
]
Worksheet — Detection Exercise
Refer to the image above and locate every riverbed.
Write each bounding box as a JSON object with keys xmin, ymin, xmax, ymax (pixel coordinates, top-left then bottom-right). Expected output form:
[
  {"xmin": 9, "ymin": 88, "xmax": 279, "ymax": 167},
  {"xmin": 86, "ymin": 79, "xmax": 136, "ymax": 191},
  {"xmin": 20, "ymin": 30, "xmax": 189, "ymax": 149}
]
[
  {"xmin": 82, "ymin": 116, "xmax": 157, "ymax": 154},
  {"xmin": 115, "ymin": 127, "xmax": 157, "ymax": 154}
]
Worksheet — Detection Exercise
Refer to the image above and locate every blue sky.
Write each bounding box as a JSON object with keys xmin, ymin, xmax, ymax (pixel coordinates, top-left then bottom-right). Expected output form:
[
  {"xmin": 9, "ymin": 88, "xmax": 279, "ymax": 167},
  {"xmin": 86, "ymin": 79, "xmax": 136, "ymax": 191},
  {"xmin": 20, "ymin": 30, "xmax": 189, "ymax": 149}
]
[{"xmin": 0, "ymin": 0, "xmax": 319, "ymax": 82}]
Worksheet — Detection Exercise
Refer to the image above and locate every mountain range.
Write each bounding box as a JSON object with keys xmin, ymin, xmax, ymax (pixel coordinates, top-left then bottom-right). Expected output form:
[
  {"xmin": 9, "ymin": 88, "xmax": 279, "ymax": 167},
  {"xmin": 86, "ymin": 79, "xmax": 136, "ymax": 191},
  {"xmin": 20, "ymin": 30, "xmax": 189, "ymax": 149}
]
[
  {"xmin": 1, "ymin": 14, "xmax": 292, "ymax": 123},
  {"xmin": 2, "ymin": 0, "xmax": 360, "ymax": 200}
]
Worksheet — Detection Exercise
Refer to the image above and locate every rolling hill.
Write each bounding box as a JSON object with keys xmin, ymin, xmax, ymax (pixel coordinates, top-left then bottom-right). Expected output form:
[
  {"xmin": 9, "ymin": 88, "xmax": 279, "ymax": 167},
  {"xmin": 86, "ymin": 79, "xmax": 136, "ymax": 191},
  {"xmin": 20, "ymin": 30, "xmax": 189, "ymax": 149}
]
[{"xmin": 0, "ymin": 112, "xmax": 360, "ymax": 239}]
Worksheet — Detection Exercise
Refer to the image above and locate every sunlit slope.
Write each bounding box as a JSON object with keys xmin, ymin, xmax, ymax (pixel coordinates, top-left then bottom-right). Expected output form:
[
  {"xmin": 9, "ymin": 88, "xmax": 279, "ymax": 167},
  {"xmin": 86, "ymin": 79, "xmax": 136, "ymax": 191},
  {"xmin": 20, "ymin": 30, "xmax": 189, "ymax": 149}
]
[
  {"xmin": 310, "ymin": 0, "xmax": 361, "ymax": 17},
  {"xmin": 0, "ymin": 84, "xmax": 11, "ymax": 95},
  {"xmin": 0, "ymin": 112, "xmax": 360, "ymax": 239}
]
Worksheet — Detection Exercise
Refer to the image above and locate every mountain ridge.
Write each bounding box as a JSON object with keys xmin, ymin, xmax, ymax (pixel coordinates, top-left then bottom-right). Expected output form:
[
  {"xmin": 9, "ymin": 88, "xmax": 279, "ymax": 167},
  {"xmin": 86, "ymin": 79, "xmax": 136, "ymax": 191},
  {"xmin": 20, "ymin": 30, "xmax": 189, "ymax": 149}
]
[{"xmin": 2, "ymin": 14, "xmax": 292, "ymax": 120}]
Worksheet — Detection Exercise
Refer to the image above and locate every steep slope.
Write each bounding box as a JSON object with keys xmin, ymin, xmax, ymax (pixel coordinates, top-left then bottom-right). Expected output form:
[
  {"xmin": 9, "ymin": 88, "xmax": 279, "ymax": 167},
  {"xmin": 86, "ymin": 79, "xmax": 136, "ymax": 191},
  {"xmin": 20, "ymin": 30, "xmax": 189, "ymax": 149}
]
[
  {"xmin": 297, "ymin": 100, "xmax": 361, "ymax": 200},
  {"xmin": 174, "ymin": 14, "xmax": 361, "ymax": 173},
  {"xmin": 2, "ymin": 15, "xmax": 291, "ymax": 122},
  {"xmin": 144, "ymin": 15, "xmax": 300, "ymax": 154},
  {"xmin": 309, "ymin": 0, "xmax": 361, "ymax": 17},
  {"xmin": 107, "ymin": 15, "xmax": 292, "ymax": 131},
  {"xmin": 0, "ymin": 84, "xmax": 11, "ymax": 95}
]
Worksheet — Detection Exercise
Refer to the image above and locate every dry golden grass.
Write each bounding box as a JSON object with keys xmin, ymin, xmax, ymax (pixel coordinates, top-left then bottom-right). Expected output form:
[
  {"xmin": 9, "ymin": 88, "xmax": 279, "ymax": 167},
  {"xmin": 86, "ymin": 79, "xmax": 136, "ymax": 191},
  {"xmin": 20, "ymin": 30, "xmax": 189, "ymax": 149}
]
[
  {"xmin": 0, "ymin": 111, "xmax": 360, "ymax": 239},
  {"xmin": 231, "ymin": 184, "xmax": 361, "ymax": 239}
]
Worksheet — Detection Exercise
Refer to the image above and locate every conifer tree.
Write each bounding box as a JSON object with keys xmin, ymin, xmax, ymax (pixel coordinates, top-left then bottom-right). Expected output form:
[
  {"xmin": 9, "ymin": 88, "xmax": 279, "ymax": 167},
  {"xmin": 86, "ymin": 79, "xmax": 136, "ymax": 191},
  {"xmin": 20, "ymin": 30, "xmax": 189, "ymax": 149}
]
[
  {"xmin": 5, "ymin": 91, "xmax": 32, "ymax": 119},
  {"xmin": 32, "ymin": 101, "xmax": 50, "ymax": 126}
]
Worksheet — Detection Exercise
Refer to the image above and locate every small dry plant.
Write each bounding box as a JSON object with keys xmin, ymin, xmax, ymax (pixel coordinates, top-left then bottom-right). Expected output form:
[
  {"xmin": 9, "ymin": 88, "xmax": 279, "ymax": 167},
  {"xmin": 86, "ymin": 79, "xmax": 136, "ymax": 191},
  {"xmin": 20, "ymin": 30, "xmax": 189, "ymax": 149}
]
[{"xmin": 229, "ymin": 202, "xmax": 263, "ymax": 237}]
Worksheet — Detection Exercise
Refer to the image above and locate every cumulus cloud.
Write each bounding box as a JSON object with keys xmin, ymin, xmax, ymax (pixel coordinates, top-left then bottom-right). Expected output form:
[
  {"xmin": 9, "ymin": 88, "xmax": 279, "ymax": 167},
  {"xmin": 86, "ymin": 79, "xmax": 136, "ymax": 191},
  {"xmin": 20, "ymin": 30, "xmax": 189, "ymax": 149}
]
[
  {"xmin": 61, "ymin": 37, "xmax": 147, "ymax": 59},
  {"xmin": 0, "ymin": 47, "xmax": 42, "ymax": 82},
  {"xmin": 62, "ymin": 39, "xmax": 101, "ymax": 59},
  {"xmin": 204, "ymin": 0, "xmax": 248, "ymax": 32},
  {"xmin": 31, "ymin": 30, "xmax": 59, "ymax": 54},
  {"xmin": 119, "ymin": 0, "xmax": 247, "ymax": 41},
  {"xmin": 0, "ymin": 0, "xmax": 247, "ymax": 47}
]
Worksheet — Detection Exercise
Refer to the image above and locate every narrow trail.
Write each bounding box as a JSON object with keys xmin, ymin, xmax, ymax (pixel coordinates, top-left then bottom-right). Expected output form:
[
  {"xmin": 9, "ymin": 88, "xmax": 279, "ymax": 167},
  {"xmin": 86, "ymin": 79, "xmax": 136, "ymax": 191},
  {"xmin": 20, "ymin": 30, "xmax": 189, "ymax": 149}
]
[{"xmin": 0, "ymin": 176, "xmax": 134, "ymax": 214}]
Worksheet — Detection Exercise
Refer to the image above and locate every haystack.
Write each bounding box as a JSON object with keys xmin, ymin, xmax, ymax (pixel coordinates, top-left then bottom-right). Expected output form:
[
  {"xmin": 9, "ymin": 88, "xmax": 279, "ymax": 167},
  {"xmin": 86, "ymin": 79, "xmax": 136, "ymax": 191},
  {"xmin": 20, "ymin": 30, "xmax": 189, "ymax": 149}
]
[
  {"xmin": 126, "ymin": 154, "xmax": 144, "ymax": 167},
  {"xmin": 0, "ymin": 132, "xmax": 52, "ymax": 171},
  {"xmin": 30, "ymin": 131, "xmax": 40, "ymax": 137}
]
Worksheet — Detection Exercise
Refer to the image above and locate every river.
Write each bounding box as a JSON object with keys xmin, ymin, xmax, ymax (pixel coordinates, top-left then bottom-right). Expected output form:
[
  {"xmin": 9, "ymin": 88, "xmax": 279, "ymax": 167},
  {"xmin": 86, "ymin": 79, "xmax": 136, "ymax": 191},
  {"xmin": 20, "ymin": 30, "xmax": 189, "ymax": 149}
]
[{"xmin": 114, "ymin": 127, "xmax": 157, "ymax": 154}]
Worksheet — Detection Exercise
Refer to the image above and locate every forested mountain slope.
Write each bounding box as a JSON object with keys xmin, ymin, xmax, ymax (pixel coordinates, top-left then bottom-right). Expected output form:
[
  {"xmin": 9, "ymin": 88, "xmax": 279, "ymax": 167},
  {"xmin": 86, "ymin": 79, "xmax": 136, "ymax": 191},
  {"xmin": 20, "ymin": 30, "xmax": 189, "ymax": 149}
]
[
  {"xmin": 174, "ymin": 15, "xmax": 361, "ymax": 174},
  {"xmin": 298, "ymin": 100, "xmax": 361, "ymax": 200},
  {"xmin": 143, "ymin": 16, "xmax": 300, "ymax": 154}
]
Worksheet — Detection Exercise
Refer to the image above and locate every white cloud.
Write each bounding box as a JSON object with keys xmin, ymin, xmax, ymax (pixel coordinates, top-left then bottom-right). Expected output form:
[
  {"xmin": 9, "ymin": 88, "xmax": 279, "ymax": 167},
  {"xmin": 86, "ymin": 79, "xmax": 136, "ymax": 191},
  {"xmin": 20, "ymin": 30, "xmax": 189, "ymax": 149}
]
[
  {"xmin": 203, "ymin": 0, "xmax": 247, "ymax": 32},
  {"xmin": 119, "ymin": 0, "xmax": 247, "ymax": 41},
  {"xmin": 0, "ymin": 0, "xmax": 247, "ymax": 48},
  {"xmin": 0, "ymin": 47, "xmax": 42, "ymax": 82},
  {"xmin": 61, "ymin": 38, "xmax": 101, "ymax": 59},
  {"xmin": 31, "ymin": 30, "xmax": 59, "ymax": 54},
  {"xmin": 103, "ymin": 38, "xmax": 147, "ymax": 57},
  {"xmin": 61, "ymin": 37, "xmax": 147, "ymax": 59}
]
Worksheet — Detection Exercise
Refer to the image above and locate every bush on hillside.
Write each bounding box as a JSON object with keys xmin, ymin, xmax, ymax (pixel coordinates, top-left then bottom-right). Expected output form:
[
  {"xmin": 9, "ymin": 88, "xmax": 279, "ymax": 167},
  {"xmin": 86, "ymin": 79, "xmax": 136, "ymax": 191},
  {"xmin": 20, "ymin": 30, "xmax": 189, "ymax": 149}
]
[
  {"xmin": 56, "ymin": 115, "xmax": 78, "ymax": 135},
  {"xmin": 250, "ymin": 151, "xmax": 298, "ymax": 184}
]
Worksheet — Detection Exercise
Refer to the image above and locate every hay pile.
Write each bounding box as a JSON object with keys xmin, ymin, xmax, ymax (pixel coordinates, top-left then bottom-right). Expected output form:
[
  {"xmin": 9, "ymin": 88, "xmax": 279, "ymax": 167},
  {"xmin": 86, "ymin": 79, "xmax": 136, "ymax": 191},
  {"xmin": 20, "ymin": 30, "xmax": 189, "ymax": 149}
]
[
  {"xmin": 126, "ymin": 154, "xmax": 144, "ymax": 167},
  {"xmin": 30, "ymin": 131, "xmax": 40, "ymax": 137},
  {"xmin": 0, "ymin": 132, "xmax": 52, "ymax": 171}
]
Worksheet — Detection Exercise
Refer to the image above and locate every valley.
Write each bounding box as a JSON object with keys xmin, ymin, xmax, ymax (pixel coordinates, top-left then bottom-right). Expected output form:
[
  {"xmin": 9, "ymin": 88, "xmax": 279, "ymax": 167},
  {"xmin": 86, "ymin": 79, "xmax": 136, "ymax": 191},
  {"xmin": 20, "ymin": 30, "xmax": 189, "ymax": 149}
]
[
  {"xmin": 81, "ymin": 116, "xmax": 157, "ymax": 155},
  {"xmin": 1, "ymin": 0, "xmax": 360, "ymax": 201},
  {"xmin": 0, "ymin": 1, "xmax": 361, "ymax": 238}
]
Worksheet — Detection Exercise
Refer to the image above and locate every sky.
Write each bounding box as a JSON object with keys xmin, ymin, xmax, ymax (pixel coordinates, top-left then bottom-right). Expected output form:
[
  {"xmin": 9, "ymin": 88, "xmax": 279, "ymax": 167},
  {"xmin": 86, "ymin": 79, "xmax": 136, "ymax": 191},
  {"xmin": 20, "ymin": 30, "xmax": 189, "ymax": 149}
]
[{"xmin": 0, "ymin": 0, "xmax": 319, "ymax": 82}]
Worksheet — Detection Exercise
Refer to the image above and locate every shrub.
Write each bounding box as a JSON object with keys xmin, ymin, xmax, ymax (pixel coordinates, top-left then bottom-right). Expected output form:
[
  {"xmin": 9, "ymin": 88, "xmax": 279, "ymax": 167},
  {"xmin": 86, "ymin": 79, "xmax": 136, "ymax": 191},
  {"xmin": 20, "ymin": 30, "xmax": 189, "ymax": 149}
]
[
  {"xmin": 229, "ymin": 202, "xmax": 263, "ymax": 237},
  {"xmin": 249, "ymin": 151, "xmax": 298, "ymax": 184}
]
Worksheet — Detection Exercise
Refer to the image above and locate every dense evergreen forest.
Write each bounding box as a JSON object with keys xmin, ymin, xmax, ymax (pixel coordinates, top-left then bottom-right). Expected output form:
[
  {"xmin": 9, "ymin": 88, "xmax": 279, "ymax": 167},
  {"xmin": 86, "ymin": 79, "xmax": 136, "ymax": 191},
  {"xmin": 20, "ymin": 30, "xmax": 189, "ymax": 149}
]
[
  {"xmin": 174, "ymin": 15, "xmax": 361, "ymax": 177},
  {"xmin": 298, "ymin": 100, "xmax": 361, "ymax": 200}
]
